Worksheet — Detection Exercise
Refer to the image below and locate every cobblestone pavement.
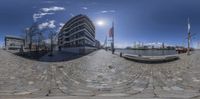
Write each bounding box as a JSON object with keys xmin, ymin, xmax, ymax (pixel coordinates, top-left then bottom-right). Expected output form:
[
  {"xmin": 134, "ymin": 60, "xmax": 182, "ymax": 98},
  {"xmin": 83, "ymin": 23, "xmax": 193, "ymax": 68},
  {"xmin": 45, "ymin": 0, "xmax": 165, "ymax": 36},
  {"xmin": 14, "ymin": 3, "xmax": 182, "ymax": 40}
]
[{"xmin": 0, "ymin": 49, "xmax": 200, "ymax": 98}]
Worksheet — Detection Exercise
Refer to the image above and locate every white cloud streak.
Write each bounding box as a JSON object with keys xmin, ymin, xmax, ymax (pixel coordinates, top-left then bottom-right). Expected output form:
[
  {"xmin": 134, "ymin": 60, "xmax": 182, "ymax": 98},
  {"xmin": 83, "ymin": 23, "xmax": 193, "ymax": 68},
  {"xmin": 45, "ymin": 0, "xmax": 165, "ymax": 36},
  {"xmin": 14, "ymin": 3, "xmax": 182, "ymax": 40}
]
[
  {"xmin": 100, "ymin": 10, "xmax": 116, "ymax": 14},
  {"xmin": 38, "ymin": 20, "xmax": 56, "ymax": 30},
  {"xmin": 41, "ymin": 6, "xmax": 65, "ymax": 12},
  {"xmin": 82, "ymin": 7, "xmax": 88, "ymax": 10},
  {"xmin": 33, "ymin": 12, "xmax": 54, "ymax": 22},
  {"xmin": 33, "ymin": 6, "xmax": 65, "ymax": 22}
]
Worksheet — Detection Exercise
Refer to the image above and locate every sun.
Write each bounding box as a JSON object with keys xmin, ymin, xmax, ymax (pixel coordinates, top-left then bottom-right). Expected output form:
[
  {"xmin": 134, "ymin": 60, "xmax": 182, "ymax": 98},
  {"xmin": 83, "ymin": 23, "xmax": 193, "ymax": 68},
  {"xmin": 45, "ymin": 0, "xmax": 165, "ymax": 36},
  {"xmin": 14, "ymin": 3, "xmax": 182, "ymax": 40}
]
[{"xmin": 96, "ymin": 20, "xmax": 106, "ymax": 26}]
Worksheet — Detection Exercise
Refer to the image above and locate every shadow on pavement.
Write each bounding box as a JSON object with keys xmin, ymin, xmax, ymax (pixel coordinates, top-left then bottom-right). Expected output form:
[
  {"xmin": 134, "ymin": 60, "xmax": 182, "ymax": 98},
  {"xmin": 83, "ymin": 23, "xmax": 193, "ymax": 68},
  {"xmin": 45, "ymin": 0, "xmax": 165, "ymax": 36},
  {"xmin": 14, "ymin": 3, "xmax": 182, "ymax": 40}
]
[
  {"xmin": 39, "ymin": 51, "xmax": 88, "ymax": 62},
  {"xmin": 14, "ymin": 51, "xmax": 48, "ymax": 60},
  {"xmin": 14, "ymin": 51, "xmax": 88, "ymax": 62}
]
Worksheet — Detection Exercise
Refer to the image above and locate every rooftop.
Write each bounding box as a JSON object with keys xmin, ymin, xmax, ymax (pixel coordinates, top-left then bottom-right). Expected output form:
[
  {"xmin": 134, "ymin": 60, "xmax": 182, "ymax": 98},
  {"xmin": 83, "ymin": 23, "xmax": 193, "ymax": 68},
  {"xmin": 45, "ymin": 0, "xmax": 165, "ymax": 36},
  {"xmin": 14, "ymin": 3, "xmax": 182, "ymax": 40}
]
[{"xmin": 5, "ymin": 35, "xmax": 24, "ymax": 40}]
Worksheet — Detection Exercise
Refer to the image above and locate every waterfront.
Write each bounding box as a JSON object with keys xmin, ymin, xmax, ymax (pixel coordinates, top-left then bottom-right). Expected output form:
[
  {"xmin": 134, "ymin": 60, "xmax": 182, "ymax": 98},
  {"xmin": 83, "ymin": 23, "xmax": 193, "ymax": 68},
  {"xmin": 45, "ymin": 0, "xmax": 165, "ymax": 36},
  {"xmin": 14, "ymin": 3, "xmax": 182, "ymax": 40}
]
[
  {"xmin": 116, "ymin": 49, "xmax": 177, "ymax": 56},
  {"xmin": 0, "ymin": 49, "xmax": 200, "ymax": 98}
]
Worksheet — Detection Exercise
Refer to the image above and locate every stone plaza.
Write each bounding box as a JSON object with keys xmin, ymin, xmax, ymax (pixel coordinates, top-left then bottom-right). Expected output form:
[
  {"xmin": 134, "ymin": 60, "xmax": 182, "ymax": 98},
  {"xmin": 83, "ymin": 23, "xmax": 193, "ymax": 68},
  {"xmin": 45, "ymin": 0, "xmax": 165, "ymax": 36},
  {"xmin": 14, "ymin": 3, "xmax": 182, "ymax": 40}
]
[{"xmin": 0, "ymin": 49, "xmax": 200, "ymax": 99}]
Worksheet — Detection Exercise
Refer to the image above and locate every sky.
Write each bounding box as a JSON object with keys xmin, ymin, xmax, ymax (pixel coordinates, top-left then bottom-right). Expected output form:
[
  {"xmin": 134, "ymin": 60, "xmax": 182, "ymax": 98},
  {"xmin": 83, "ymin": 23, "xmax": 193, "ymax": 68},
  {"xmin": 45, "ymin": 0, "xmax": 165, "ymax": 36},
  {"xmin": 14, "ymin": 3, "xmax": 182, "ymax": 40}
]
[{"xmin": 0, "ymin": 0, "xmax": 200, "ymax": 48}]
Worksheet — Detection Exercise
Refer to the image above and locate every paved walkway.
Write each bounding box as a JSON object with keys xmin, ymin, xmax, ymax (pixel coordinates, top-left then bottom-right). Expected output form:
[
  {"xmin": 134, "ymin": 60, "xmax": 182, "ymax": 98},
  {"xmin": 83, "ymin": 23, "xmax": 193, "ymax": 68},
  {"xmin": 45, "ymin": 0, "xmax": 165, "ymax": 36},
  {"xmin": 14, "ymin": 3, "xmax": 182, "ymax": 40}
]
[{"xmin": 0, "ymin": 49, "xmax": 200, "ymax": 98}]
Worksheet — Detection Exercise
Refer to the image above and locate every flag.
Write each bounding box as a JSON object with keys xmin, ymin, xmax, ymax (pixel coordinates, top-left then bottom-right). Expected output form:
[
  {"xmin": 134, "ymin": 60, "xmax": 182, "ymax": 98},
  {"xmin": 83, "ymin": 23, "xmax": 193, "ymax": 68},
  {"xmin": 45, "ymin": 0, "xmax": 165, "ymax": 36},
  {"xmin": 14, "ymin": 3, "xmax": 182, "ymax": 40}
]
[
  {"xmin": 109, "ymin": 27, "xmax": 114, "ymax": 38},
  {"xmin": 109, "ymin": 22, "xmax": 114, "ymax": 38}
]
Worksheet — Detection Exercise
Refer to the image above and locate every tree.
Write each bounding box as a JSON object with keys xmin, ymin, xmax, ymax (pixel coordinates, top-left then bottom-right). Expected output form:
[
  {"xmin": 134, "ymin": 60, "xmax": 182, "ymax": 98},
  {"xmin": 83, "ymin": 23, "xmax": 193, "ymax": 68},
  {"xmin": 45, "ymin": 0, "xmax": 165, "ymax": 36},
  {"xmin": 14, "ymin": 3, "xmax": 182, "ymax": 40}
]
[
  {"xmin": 25, "ymin": 22, "xmax": 46, "ymax": 51},
  {"xmin": 47, "ymin": 28, "xmax": 58, "ymax": 56},
  {"xmin": 25, "ymin": 23, "xmax": 38, "ymax": 51}
]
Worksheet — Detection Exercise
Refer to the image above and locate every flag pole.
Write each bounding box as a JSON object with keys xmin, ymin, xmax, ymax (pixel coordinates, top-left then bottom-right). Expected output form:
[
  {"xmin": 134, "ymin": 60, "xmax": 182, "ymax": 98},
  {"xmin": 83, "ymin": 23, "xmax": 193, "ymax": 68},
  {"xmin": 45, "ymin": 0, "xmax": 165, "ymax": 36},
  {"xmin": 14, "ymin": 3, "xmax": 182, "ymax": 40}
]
[
  {"xmin": 187, "ymin": 17, "xmax": 191, "ymax": 55},
  {"xmin": 105, "ymin": 35, "xmax": 107, "ymax": 51},
  {"xmin": 112, "ymin": 17, "xmax": 115, "ymax": 54}
]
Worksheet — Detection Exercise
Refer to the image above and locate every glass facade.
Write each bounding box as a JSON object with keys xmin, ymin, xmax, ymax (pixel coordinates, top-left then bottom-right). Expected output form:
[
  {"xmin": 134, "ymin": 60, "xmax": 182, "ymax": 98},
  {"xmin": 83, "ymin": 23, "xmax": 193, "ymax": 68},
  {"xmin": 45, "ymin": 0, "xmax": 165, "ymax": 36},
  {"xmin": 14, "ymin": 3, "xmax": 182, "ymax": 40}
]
[{"xmin": 58, "ymin": 14, "xmax": 95, "ymax": 48}]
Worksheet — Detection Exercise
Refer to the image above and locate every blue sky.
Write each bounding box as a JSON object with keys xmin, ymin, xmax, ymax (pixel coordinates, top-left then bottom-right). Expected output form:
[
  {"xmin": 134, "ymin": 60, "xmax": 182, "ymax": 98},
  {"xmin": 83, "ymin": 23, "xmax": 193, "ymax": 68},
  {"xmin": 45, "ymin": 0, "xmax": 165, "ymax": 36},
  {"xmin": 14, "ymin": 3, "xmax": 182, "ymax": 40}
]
[{"xmin": 0, "ymin": 0, "xmax": 200, "ymax": 48}]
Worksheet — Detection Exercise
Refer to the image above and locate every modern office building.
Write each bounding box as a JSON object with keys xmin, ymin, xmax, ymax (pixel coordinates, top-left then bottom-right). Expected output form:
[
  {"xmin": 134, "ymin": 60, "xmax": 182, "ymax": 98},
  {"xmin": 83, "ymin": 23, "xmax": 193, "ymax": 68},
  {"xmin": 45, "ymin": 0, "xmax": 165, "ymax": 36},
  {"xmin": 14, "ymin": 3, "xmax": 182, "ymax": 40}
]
[
  {"xmin": 5, "ymin": 35, "xmax": 25, "ymax": 50},
  {"xmin": 58, "ymin": 14, "xmax": 96, "ymax": 54}
]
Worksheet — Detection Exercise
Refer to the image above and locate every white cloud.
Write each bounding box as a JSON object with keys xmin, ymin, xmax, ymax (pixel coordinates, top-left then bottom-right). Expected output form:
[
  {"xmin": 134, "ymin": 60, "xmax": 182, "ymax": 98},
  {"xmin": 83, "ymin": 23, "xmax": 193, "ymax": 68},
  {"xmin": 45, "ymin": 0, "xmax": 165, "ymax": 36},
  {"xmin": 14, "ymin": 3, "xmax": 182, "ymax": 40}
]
[
  {"xmin": 38, "ymin": 22, "xmax": 49, "ymax": 30},
  {"xmin": 82, "ymin": 7, "xmax": 88, "ymax": 10},
  {"xmin": 33, "ymin": 12, "xmax": 54, "ymax": 22},
  {"xmin": 41, "ymin": 6, "xmax": 65, "ymax": 12},
  {"xmin": 33, "ymin": 6, "xmax": 65, "ymax": 22},
  {"xmin": 56, "ymin": 23, "xmax": 65, "ymax": 32},
  {"xmin": 100, "ymin": 10, "xmax": 116, "ymax": 14},
  {"xmin": 101, "ymin": 11, "xmax": 108, "ymax": 13},
  {"xmin": 38, "ymin": 20, "xmax": 56, "ymax": 30},
  {"xmin": 48, "ymin": 20, "xmax": 56, "ymax": 28},
  {"xmin": 59, "ymin": 23, "xmax": 64, "ymax": 27}
]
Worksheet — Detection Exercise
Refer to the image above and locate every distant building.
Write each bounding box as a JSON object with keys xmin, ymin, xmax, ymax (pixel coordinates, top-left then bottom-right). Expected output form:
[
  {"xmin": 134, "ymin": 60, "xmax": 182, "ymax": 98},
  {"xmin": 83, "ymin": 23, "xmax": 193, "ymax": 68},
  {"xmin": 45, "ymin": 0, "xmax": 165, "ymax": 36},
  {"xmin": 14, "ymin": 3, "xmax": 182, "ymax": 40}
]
[
  {"xmin": 143, "ymin": 46, "xmax": 149, "ymax": 49},
  {"xmin": 58, "ymin": 14, "xmax": 96, "ymax": 54},
  {"xmin": 162, "ymin": 43, "xmax": 165, "ymax": 49},
  {"xmin": 95, "ymin": 40, "xmax": 101, "ymax": 49},
  {"xmin": 166, "ymin": 46, "xmax": 175, "ymax": 50},
  {"xmin": 5, "ymin": 35, "xmax": 25, "ymax": 50}
]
